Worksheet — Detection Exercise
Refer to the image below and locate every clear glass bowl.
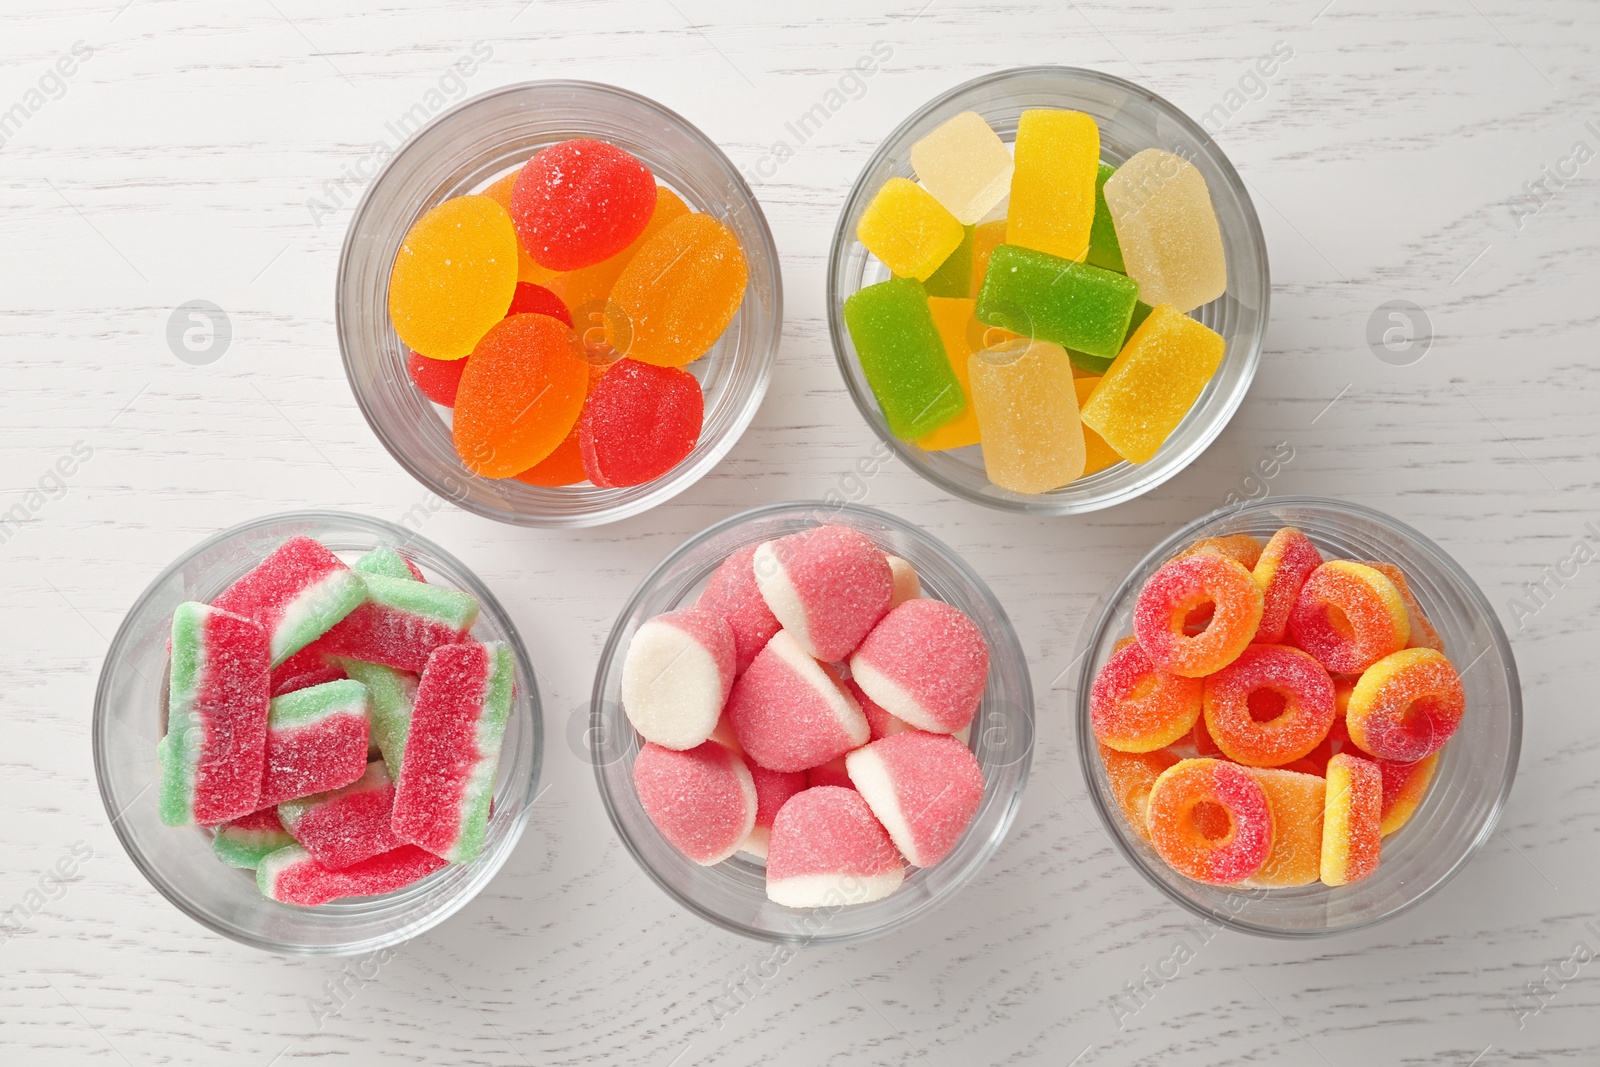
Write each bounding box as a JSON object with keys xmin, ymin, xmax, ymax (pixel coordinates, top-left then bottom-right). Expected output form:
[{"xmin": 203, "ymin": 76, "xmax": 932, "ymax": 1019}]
[
  {"xmin": 92, "ymin": 511, "xmax": 543, "ymax": 956},
  {"xmin": 338, "ymin": 81, "xmax": 782, "ymax": 528},
  {"xmin": 1075, "ymin": 496, "xmax": 1521, "ymax": 937},
  {"xmin": 827, "ymin": 66, "xmax": 1269, "ymax": 514},
  {"xmin": 590, "ymin": 502, "xmax": 1034, "ymax": 943}
]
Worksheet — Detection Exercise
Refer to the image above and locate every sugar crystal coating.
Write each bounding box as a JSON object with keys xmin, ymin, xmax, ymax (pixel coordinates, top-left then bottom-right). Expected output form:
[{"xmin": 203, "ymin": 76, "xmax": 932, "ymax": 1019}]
[
  {"xmin": 1146, "ymin": 758, "xmax": 1273, "ymax": 885},
  {"xmin": 510, "ymin": 139, "xmax": 657, "ymax": 271},
  {"xmin": 1288, "ymin": 561, "xmax": 1410, "ymax": 674},
  {"xmin": 257, "ymin": 843, "xmax": 447, "ymax": 906},
  {"xmin": 1252, "ymin": 528, "xmax": 1323, "ymax": 644},
  {"xmin": 259, "ymin": 679, "xmax": 371, "ymax": 808},
  {"xmin": 608, "ymin": 212, "xmax": 748, "ymax": 368},
  {"xmin": 621, "ymin": 607, "xmax": 735, "ymax": 750},
  {"xmin": 911, "ymin": 110, "xmax": 1014, "ymax": 226},
  {"xmin": 453, "ymin": 313, "xmax": 589, "ymax": 478},
  {"xmin": 1007, "ymin": 108, "xmax": 1099, "ymax": 262},
  {"xmin": 1320, "ymin": 752, "xmax": 1382, "ymax": 886},
  {"xmin": 388, "ymin": 195, "xmax": 519, "ymax": 360},
  {"xmin": 968, "ymin": 337, "xmax": 1086, "ymax": 494},
  {"xmin": 727, "ymin": 631, "xmax": 869, "ymax": 772},
  {"xmin": 1243, "ymin": 767, "xmax": 1325, "ymax": 888},
  {"xmin": 1202, "ymin": 644, "xmax": 1336, "ymax": 768},
  {"xmin": 849, "ymin": 598, "xmax": 989, "ymax": 734},
  {"xmin": 1133, "ymin": 553, "xmax": 1262, "ymax": 678},
  {"xmin": 1103, "ymin": 148, "xmax": 1227, "ymax": 313},
  {"xmin": 1345, "ymin": 647, "xmax": 1464, "ymax": 762},
  {"xmin": 844, "ymin": 277, "xmax": 966, "ymax": 440},
  {"xmin": 212, "ymin": 535, "xmax": 366, "ymax": 667},
  {"xmin": 633, "ymin": 740, "xmax": 756, "ymax": 865},
  {"xmin": 1089, "ymin": 640, "xmax": 1203, "ymax": 753},
  {"xmin": 845, "ymin": 731, "xmax": 983, "ymax": 868},
  {"xmin": 857, "ymin": 176, "xmax": 965, "ymax": 282},
  {"xmin": 278, "ymin": 762, "xmax": 404, "ymax": 870},
  {"xmin": 766, "ymin": 786, "xmax": 905, "ymax": 907},
  {"xmin": 975, "ymin": 244, "xmax": 1139, "ymax": 364},
  {"xmin": 1079, "ymin": 304, "xmax": 1226, "ymax": 464},
  {"xmin": 696, "ymin": 544, "xmax": 782, "ymax": 675},
  {"xmin": 752, "ymin": 525, "xmax": 893, "ymax": 663},
  {"xmin": 578, "ymin": 359, "xmax": 703, "ymax": 487}
]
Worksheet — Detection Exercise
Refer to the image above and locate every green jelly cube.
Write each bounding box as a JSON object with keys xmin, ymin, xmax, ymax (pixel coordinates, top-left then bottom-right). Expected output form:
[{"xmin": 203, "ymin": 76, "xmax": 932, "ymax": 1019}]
[
  {"xmin": 976, "ymin": 243, "xmax": 1139, "ymax": 361},
  {"xmin": 843, "ymin": 277, "xmax": 965, "ymax": 439},
  {"xmin": 923, "ymin": 224, "xmax": 975, "ymax": 298},
  {"xmin": 1087, "ymin": 162, "xmax": 1125, "ymax": 273}
]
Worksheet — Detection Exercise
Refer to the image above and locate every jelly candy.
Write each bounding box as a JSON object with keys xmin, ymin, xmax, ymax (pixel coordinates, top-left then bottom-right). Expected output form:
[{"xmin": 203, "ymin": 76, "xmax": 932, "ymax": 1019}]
[
  {"xmin": 1253, "ymin": 528, "xmax": 1323, "ymax": 644},
  {"xmin": 1201, "ymin": 644, "xmax": 1337, "ymax": 767},
  {"xmin": 975, "ymin": 244, "xmax": 1139, "ymax": 363},
  {"xmin": 608, "ymin": 212, "xmax": 748, "ymax": 368},
  {"xmin": 916, "ymin": 297, "xmax": 983, "ymax": 451},
  {"xmin": 808, "ymin": 757, "xmax": 854, "ymax": 791},
  {"xmin": 910, "ymin": 110, "xmax": 1014, "ymax": 226},
  {"xmin": 1320, "ymin": 752, "xmax": 1381, "ymax": 885},
  {"xmin": 278, "ymin": 762, "xmax": 404, "ymax": 870},
  {"xmin": 257, "ymin": 843, "xmax": 446, "ymax": 906},
  {"xmin": 505, "ymin": 281, "xmax": 572, "ymax": 324},
  {"xmin": 388, "ymin": 195, "xmax": 519, "ymax": 360},
  {"xmin": 739, "ymin": 763, "xmax": 808, "ymax": 859},
  {"xmin": 1378, "ymin": 752, "xmax": 1439, "ymax": 836},
  {"xmin": 1099, "ymin": 744, "xmax": 1178, "ymax": 842},
  {"xmin": 727, "ymin": 631, "xmax": 868, "ymax": 772},
  {"xmin": 453, "ymin": 313, "xmax": 589, "ymax": 478},
  {"xmin": 392, "ymin": 641, "xmax": 515, "ymax": 864},
  {"xmin": 1177, "ymin": 533, "xmax": 1265, "ymax": 571},
  {"xmin": 1103, "ymin": 149, "xmax": 1226, "ymax": 313},
  {"xmin": 549, "ymin": 186, "xmax": 689, "ymax": 313},
  {"xmin": 1074, "ymin": 377, "xmax": 1122, "ymax": 476},
  {"xmin": 1089, "ymin": 640, "xmax": 1203, "ymax": 753},
  {"xmin": 259, "ymin": 679, "xmax": 371, "ymax": 808},
  {"xmin": 157, "ymin": 602, "xmax": 271, "ymax": 826},
  {"xmin": 1086, "ymin": 162, "xmax": 1124, "ymax": 272},
  {"xmin": 850, "ymin": 598, "xmax": 989, "ymax": 735},
  {"xmin": 353, "ymin": 547, "xmax": 425, "ymax": 582},
  {"xmin": 968, "ymin": 337, "xmax": 1086, "ymax": 494},
  {"xmin": 578, "ymin": 359, "xmax": 703, "ymax": 487},
  {"xmin": 1345, "ymin": 647, "xmax": 1464, "ymax": 762},
  {"xmin": 1006, "ymin": 108, "xmax": 1099, "ymax": 262},
  {"xmin": 1288, "ymin": 561, "xmax": 1410, "ymax": 674},
  {"xmin": 510, "ymin": 139, "xmax": 657, "ymax": 271},
  {"xmin": 633, "ymin": 740, "xmax": 757, "ymax": 865},
  {"xmin": 1361, "ymin": 560, "xmax": 1444, "ymax": 653},
  {"xmin": 696, "ymin": 544, "xmax": 782, "ymax": 675},
  {"xmin": 846, "ymin": 731, "xmax": 984, "ymax": 867},
  {"xmin": 856, "ymin": 176, "xmax": 965, "ymax": 281},
  {"xmin": 885, "ymin": 555, "xmax": 921, "ymax": 608},
  {"xmin": 766, "ymin": 786, "xmax": 904, "ymax": 907},
  {"xmin": 1079, "ymin": 304, "xmax": 1226, "ymax": 463},
  {"xmin": 1146, "ymin": 758, "xmax": 1273, "ymax": 886},
  {"xmin": 513, "ymin": 425, "xmax": 588, "ymax": 487},
  {"xmin": 969, "ymin": 219, "xmax": 1009, "ymax": 298},
  {"xmin": 622, "ymin": 607, "xmax": 736, "ymax": 750},
  {"xmin": 1243, "ymin": 767, "xmax": 1324, "ymax": 888},
  {"xmin": 483, "ymin": 168, "xmax": 562, "ymax": 287},
  {"xmin": 212, "ymin": 535, "xmax": 366, "ymax": 666},
  {"xmin": 849, "ymin": 677, "xmax": 914, "ymax": 740},
  {"xmin": 923, "ymin": 224, "xmax": 975, "ymax": 298},
  {"xmin": 1133, "ymin": 553, "xmax": 1262, "ymax": 678},
  {"xmin": 753, "ymin": 524, "xmax": 893, "ymax": 663},
  {"xmin": 844, "ymin": 278, "xmax": 965, "ymax": 439},
  {"xmin": 408, "ymin": 349, "xmax": 467, "ymax": 407},
  {"xmin": 211, "ymin": 808, "xmax": 295, "ymax": 870},
  {"xmin": 334, "ymin": 658, "xmax": 417, "ymax": 780},
  {"xmin": 271, "ymin": 664, "xmax": 346, "ymax": 698},
  {"xmin": 314, "ymin": 574, "xmax": 479, "ymax": 673}
]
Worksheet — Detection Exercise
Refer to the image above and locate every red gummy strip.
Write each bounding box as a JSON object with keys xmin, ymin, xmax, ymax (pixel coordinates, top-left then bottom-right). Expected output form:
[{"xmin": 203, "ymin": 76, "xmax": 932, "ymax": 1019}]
[
  {"xmin": 391, "ymin": 643, "xmax": 492, "ymax": 858},
  {"xmin": 260, "ymin": 715, "xmax": 370, "ymax": 808},
  {"xmin": 268, "ymin": 845, "xmax": 447, "ymax": 906},
  {"xmin": 190, "ymin": 609, "xmax": 272, "ymax": 825},
  {"xmin": 313, "ymin": 603, "xmax": 468, "ymax": 674}
]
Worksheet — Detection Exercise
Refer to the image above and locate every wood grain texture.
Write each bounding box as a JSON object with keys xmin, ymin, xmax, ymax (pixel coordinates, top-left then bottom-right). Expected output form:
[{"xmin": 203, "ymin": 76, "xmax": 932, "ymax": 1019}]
[{"xmin": 2, "ymin": 0, "xmax": 1598, "ymax": 1062}]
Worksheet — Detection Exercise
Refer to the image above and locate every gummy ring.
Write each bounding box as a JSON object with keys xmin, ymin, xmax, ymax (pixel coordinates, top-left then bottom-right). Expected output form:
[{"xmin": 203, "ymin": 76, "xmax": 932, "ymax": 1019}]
[
  {"xmin": 1202, "ymin": 644, "xmax": 1337, "ymax": 767},
  {"xmin": 1287, "ymin": 561, "xmax": 1409, "ymax": 674},
  {"xmin": 1345, "ymin": 647, "xmax": 1464, "ymax": 762},
  {"xmin": 1146, "ymin": 758, "xmax": 1274, "ymax": 886},
  {"xmin": 1089, "ymin": 642, "xmax": 1203, "ymax": 753},
  {"xmin": 1321, "ymin": 752, "xmax": 1382, "ymax": 886},
  {"xmin": 1133, "ymin": 554, "xmax": 1263, "ymax": 678},
  {"xmin": 1173, "ymin": 532, "xmax": 1265, "ymax": 571},
  {"xmin": 1378, "ymin": 751, "xmax": 1440, "ymax": 837},
  {"xmin": 1251, "ymin": 527, "xmax": 1322, "ymax": 645}
]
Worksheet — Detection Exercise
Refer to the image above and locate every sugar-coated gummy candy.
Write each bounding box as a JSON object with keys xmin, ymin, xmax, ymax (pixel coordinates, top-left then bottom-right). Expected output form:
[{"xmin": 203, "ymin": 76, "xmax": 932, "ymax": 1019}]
[
  {"xmin": 392, "ymin": 641, "xmax": 514, "ymax": 864},
  {"xmin": 259, "ymin": 679, "xmax": 371, "ymax": 808},
  {"xmin": 549, "ymin": 186, "xmax": 689, "ymax": 314},
  {"xmin": 1192, "ymin": 711, "xmax": 1223, "ymax": 757},
  {"xmin": 975, "ymin": 244, "xmax": 1139, "ymax": 364},
  {"xmin": 968, "ymin": 337, "xmax": 1086, "ymax": 494},
  {"xmin": 849, "ymin": 599, "xmax": 989, "ymax": 735},
  {"xmin": 696, "ymin": 544, "xmax": 782, "ymax": 676},
  {"xmin": 272, "ymin": 664, "xmax": 346, "ymax": 698},
  {"xmin": 1133, "ymin": 553, "xmax": 1263, "ymax": 678},
  {"xmin": 510, "ymin": 139, "xmax": 657, "ymax": 271},
  {"xmin": 212, "ymin": 535, "xmax": 367, "ymax": 667},
  {"xmin": 608, "ymin": 212, "xmax": 748, "ymax": 368},
  {"xmin": 1103, "ymin": 149, "xmax": 1227, "ymax": 313},
  {"xmin": 970, "ymin": 219, "xmax": 1009, "ymax": 299},
  {"xmin": 158, "ymin": 602, "xmax": 271, "ymax": 826},
  {"xmin": 1089, "ymin": 641, "xmax": 1203, "ymax": 753},
  {"xmin": 846, "ymin": 731, "xmax": 983, "ymax": 868},
  {"xmin": 453, "ymin": 313, "xmax": 589, "ymax": 478},
  {"xmin": 910, "ymin": 110, "xmax": 1014, "ymax": 226},
  {"xmin": 482, "ymin": 168, "xmax": 562, "ymax": 287},
  {"xmin": 753, "ymin": 525, "xmax": 893, "ymax": 663},
  {"xmin": 765, "ymin": 786, "xmax": 905, "ymax": 908},
  {"xmin": 408, "ymin": 349, "xmax": 468, "ymax": 407},
  {"xmin": 257, "ymin": 843, "xmax": 447, "ymax": 906},
  {"xmin": 633, "ymin": 740, "xmax": 757, "ymax": 866},
  {"xmin": 1079, "ymin": 304, "xmax": 1226, "ymax": 464},
  {"xmin": 847, "ymin": 678, "xmax": 915, "ymax": 740},
  {"xmin": 739, "ymin": 762, "xmax": 808, "ymax": 860},
  {"xmin": 726, "ymin": 631, "xmax": 869, "ymax": 773},
  {"xmin": 211, "ymin": 808, "xmax": 295, "ymax": 870},
  {"xmin": 314, "ymin": 573, "xmax": 479, "ymax": 673},
  {"xmin": 578, "ymin": 359, "xmax": 703, "ymax": 487},
  {"xmin": 278, "ymin": 762, "xmax": 404, "ymax": 871},
  {"xmin": 269, "ymin": 643, "xmax": 336, "ymax": 696},
  {"xmin": 1320, "ymin": 752, "xmax": 1382, "ymax": 886},
  {"xmin": 1146, "ymin": 758, "xmax": 1273, "ymax": 886},
  {"xmin": 856, "ymin": 176, "xmax": 966, "ymax": 282},
  {"xmin": 388, "ymin": 195, "xmax": 519, "ymax": 360},
  {"xmin": 505, "ymin": 281, "xmax": 573, "ymax": 325},
  {"xmin": 885, "ymin": 555, "xmax": 921, "ymax": 608},
  {"xmin": 1361, "ymin": 560, "xmax": 1444, "ymax": 653},
  {"xmin": 807, "ymin": 756, "xmax": 855, "ymax": 792},
  {"xmin": 1202, "ymin": 644, "xmax": 1336, "ymax": 768},
  {"xmin": 1074, "ymin": 377, "xmax": 1123, "ymax": 476},
  {"xmin": 1177, "ymin": 533, "xmax": 1265, "ymax": 572},
  {"xmin": 515, "ymin": 366, "xmax": 608, "ymax": 487},
  {"xmin": 621, "ymin": 607, "xmax": 736, "ymax": 751},
  {"xmin": 914, "ymin": 297, "xmax": 983, "ymax": 451},
  {"xmin": 923, "ymin": 224, "xmax": 975, "ymax": 299},
  {"xmin": 1006, "ymin": 108, "xmax": 1099, "ymax": 262},
  {"xmin": 1345, "ymin": 647, "xmax": 1464, "ymax": 762},
  {"xmin": 1288, "ymin": 561, "xmax": 1410, "ymax": 674},
  {"xmin": 1086, "ymin": 162, "xmax": 1124, "ymax": 272},
  {"xmin": 1378, "ymin": 751, "xmax": 1439, "ymax": 836},
  {"xmin": 843, "ymin": 277, "xmax": 966, "ymax": 440},
  {"xmin": 1099, "ymin": 744, "xmax": 1178, "ymax": 842},
  {"xmin": 1252, "ymin": 528, "xmax": 1323, "ymax": 644},
  {"xmin": 1243, "ymin": 767, "xmax": 1325, "ymax": 888},
  {"xmin": 353, "ymin": 546, "xmax": 425, "ymax": 582},
  {"xmin": 333, "ymin": 658, "xmax": 417, "ymax": 781}
]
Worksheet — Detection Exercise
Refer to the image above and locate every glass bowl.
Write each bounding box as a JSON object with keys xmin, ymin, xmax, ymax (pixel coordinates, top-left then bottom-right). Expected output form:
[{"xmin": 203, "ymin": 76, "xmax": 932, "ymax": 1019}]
[
  {"xmin": 590, "ymin": 502, "xmax": 1034, "ymax": 943},
  {"xmin": 827, "ymin": 66, "xmax": 1269, "ymax": 514},
  {"xmin": 1075, "ymin": 496, "xmax": 1520, "ymax": 937},
  {"xmin": 338, "ymin": 80, "xmax": 782, "ymax": 528},
  {"xmin": 92, "ymin": 511, "xmax": 543, "ymax": 956}
]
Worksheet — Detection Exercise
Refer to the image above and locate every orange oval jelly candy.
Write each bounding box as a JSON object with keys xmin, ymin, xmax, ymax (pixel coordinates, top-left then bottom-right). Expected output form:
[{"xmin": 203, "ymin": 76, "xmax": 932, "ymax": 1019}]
[
  {"xmin": 453, "ymin": 313, "xmax": 588, "ymax": 478},
  {"xmin": 389, "ymin": 195, "xmax": 519, "ymax": 361},
  {"xmin": 608, "ymin": 213, "xmax": 748, "ymax": 368}
]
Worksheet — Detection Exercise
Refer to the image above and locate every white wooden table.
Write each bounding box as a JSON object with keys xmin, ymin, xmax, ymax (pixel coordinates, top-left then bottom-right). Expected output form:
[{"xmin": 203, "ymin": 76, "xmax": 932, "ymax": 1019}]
[{"xmin": 4, "ymin": 1, "xmax": 1597, "ymax": 1063}]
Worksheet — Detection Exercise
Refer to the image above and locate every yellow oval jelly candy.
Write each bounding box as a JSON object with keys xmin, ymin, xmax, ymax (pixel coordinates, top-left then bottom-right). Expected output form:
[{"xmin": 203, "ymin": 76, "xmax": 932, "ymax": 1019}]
[
  {"xmin": 550, "ymin": 187, "xmax": 689, "ymax": 314},
  {"xmin": 388, "ymin": 195, "xmax": 519, "ymax": 361},
  {"xmin": 608, "ymin": 213, "xmax": 748, "ymax": 368}
]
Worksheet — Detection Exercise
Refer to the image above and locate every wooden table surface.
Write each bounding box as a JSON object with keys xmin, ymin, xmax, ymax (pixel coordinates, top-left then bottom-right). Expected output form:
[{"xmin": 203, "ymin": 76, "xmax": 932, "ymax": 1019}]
[{"xmin": 4, "ymin": 1, "xmax": 1597, "ymax": 1063}]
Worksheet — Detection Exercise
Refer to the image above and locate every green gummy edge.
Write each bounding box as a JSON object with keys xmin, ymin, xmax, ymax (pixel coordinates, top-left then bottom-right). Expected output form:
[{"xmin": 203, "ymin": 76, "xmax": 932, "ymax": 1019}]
[
  {"xmin": 354, "ymin": 547, "xmax": 417, "ymax": 581},
  {"xmin": 451, "ymin": 643, "xmax": 515, "ymax": 864},
  {"xmin": 362, "ymin": 573, "xmax": 479, "ymax": 630},
  {"xmin": 268, "ymin": 678, "xmax": 369, "ymax": 730},
  {"xmin": 157, "ymin": 602, "xmax": 206, "ymax": 826},
  {"xmin": 1086, "ymin": 162, "xmax": 1125, "ymax": 273},
  {"xmin": 336, "ymin": 659, "xmax": 415, "ymax": 778},
  {"xmin": 256, "ymin": 844, "xmax": 312, "ymax": 899},
  {"xmin": 922, "ymin": 224, "xmax": 975, "ymax": 298},
  {"xmin": 213, "ymin": 827, "xmax": 296, "ymax": 870},
  {"xmin": 271, "ymin": 569, "xmax": 367, "ymax": 667}
]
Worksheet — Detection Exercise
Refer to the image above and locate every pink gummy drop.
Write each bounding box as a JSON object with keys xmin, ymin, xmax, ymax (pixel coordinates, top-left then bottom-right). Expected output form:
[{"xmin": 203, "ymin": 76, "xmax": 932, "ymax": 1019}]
[
  {"xmin": 697, "ymin": 544, "xmax": 782, "ymax": 675},
  {"xmin": 632, "ymin": 740, "xmax": 756, "ymax": 865},
  {"xmin": 846, "ymin": 731, "xmax": 984, "ymax": 868},
  {"xmin": 753, "ymin": 525, "xmax": 894, "ymax": 663},
  {"xmin": 846, "ymin": 678, "xmax": 915, "ymax": 740},
  {"xmin": 727, "ymin": 631, "xmax": 869, "ymax": 773},
  {"xmin": 807, "ymin": 755, "xmax": 855, "ymax": 791},
  {"xmin": 579, "ymin": 360, "xmax": 703, "ymax": 488},
  {"xmin": 850, "ymin": 599, "xmax": 989, "ymax": 734},
  {"xmin": 765, "ymin": 786, "xmax": 905, "ymax": 908},
  {"xmin": 621, "ymin": 606, "xmax": 735, "ymax": 750},
  {"xmin": 740, "ymin": 762, "xmax": 809, "ymax": 859}
]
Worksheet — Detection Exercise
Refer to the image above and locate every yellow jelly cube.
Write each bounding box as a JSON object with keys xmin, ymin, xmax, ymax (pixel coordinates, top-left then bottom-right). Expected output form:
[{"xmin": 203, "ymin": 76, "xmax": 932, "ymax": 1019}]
[
  {"xmin": 969, "ymin": 337, "xmax": 1085, "ymax": 493},
  {"xmin": 916, "ymin": 297, "xmax": 983, "ymax": 451},
  {"xmin": 1103, "ymin": 148, "xmax": 1227, "ymax": 312},
  {"xmin": 857, "ymin": 177, "xmax": 965, "ymax": 282},
  {"xmin": 1006, "ymin": 109, "xmax": 1099, "ymax": 262},
  {"xmin": 1080, "ymin": 304, "xmax": 1225, "ymax": 464},
  {"xmin": 1073, "ymin": 377, "xmax": 1122, "ymax": 476},
  {"xmin": 910, "ymin": 111, "xmax": 1014, "ymax": 226}
]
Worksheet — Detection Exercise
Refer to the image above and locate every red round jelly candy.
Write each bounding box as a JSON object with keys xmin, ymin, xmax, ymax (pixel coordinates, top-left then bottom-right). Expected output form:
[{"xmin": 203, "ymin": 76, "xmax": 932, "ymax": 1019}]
[
  {"xmin": 510, "ymin": 140, "xmax": 657, "ymax": 272},
  {"xmin": 579, "ymin": 360, "xmax": 703, "ymax": 488},
  {"xmin": 506, "ymin": 282, "xmax": 573, "ymax": 325},
  {"xmin": 408, "ymin": 349, "xmax": 467, "ymax": 407}
]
